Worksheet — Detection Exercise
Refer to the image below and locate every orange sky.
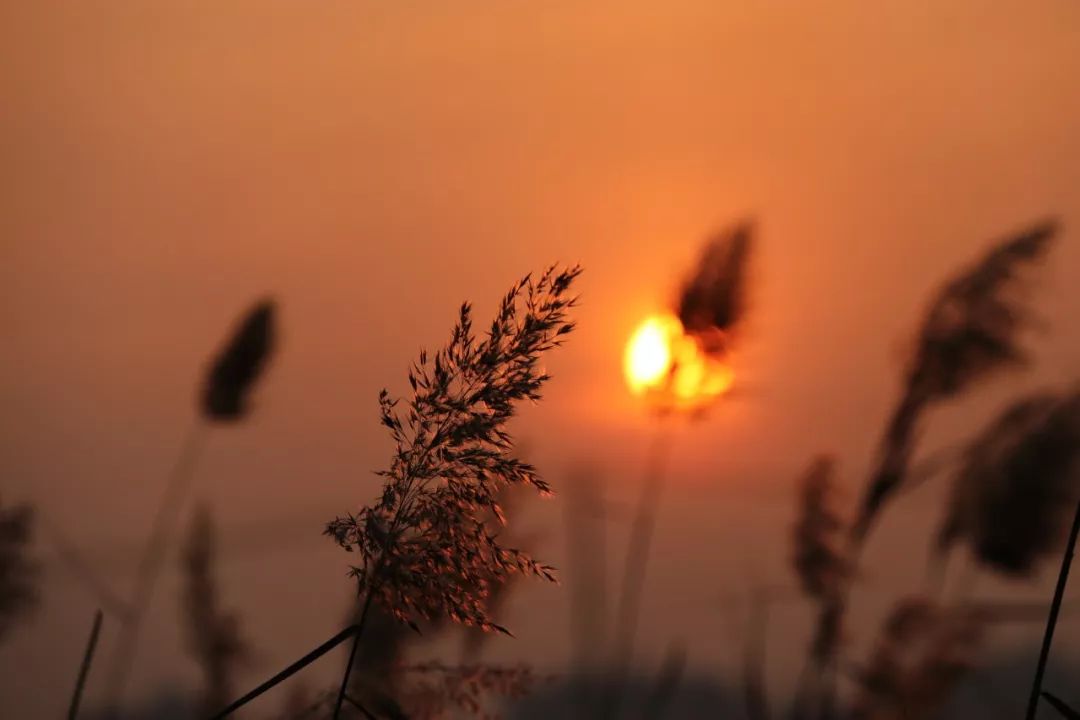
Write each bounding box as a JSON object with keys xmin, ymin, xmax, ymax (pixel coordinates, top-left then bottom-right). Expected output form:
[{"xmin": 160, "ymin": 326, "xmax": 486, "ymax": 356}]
[{"xmin": 3, "ymin": 1, "xmax": 1080, "ymax": 716}]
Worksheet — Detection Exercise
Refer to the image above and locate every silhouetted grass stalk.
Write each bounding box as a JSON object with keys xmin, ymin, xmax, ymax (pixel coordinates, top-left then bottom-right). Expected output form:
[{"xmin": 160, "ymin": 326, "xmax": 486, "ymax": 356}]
[
  {"xmin": 743, "ymin": 589, "xmax": 773, "ymax": 720},
  {"xmin": 67, "ymin": 609, "xmax": 103, "ymax": 720},
  {"xmin": 211, "ymin": 624, "xmax": 361, "ymax": 719},
  {"xmin": 1025, "ymin": 499, "xmax": 1080, "ymax": 720},
  {"xmin": 602, "ymin": 426, "xmax": 672, "ymax": 720},
  {"xmin": 103, "ymin": 420, "xmax": 208, "ymax": 712}
]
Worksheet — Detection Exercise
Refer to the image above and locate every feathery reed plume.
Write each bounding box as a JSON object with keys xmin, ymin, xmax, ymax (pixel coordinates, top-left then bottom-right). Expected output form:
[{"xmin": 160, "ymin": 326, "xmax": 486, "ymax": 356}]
[
  {"xmin": 854, "ymin": 220, "xmax": 1056, "ymax": 542},
  {"xmin": 460, "ymin": 483, "xmax": 537, "ymax": 665},
  {"xmin": 937, "ymin": 390, "xmax": 1080, "ymax": 576},
  {"xmin": 850, "ymin": 598, "xmax": 986, "ymax": 720},
  {"xmin": 402, "ymin": 661, "xmax": 539, "ymax": 719},
  {"xmin": 324, "ymin": 264, "xmax": 580, "ymax": 718},
  {"xmin": 802, "ymin": 221, "xmax": 1056, "ymax": 719},
  {"xmin": 0, "ymin": 495, "xmax": 38, "ymax": 643},
  {"xmin": 792, "ymin": 456, "xmax": 849, "ymax": 602},
  {"xmin": 181, "ymin": 505, "xmax": 250, "ymax": 718},
  {"xmin": 677, "ymin": 220, "xmax": 753, "ymax": 355},
  {"xmin": 202, "ymin": 299, "xmax": 276, "ymax": 421},
  {"xmin": 104, "ymin": 297, "xmax": 277, "ymax": 711}
]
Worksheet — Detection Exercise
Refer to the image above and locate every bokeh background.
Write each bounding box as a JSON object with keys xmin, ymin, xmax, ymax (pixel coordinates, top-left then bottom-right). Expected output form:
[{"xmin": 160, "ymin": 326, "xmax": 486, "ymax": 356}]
[{"xmin": 3, "ymin": 1, "xmax": 1080, "ymax": 717}]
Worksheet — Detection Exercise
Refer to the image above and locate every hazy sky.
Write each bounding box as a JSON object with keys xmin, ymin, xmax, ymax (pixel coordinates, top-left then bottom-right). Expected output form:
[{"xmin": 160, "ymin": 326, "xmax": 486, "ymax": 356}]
[{"xmin": 3, "ymin": 1, "xmax": 1080, "ymax": 716}]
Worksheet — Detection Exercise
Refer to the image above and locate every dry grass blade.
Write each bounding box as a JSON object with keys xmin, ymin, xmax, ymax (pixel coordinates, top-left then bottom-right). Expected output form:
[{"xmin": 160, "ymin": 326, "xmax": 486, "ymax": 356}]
[
  {"xmin": 1041, "ymin": 691, "xmax": 1080, "ymax": 720},
  {"xmin": 202, "ymin": 298, "xmax": 276, "ymax": 420},
  {"xmin": 0, "ymin": 496, "xmax": 38, "ymax": 643}
]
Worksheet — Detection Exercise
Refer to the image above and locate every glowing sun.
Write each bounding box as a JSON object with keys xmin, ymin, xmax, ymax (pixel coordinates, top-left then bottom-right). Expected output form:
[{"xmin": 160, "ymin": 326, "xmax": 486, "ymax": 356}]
[{"xmin": 624, "ymin": 313, "xmax": 734, "ymax": 410}]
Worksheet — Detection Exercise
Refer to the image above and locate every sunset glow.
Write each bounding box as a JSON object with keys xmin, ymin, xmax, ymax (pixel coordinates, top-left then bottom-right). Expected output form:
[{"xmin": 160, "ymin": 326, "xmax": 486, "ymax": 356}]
[{"xmin": 624, "ymin": 313, "xmax": 734, "ymax": 410}]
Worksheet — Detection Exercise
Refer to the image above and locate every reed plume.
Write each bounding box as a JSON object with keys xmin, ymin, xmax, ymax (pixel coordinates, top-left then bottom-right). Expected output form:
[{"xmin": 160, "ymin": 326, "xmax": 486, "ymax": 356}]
[
  {"xmin": 937, "ymin": 389, "xmax": 1080, "ymax": 576},
  {"xmin": 324, "ymin": 264, "xmax": 580, "ymax": 717},
  {"xmin": 677, "ymin": 220, "xmax": 753, "ymax": 356},
  {"xmin": 104, "ymin": 298, "xmax": 277, "ymax": 712},
  {"xmin": 850, "ymin": 598, "xmax": 987, "ymax": 720},
  {"xmin": 800, "ymin": 221, "xmax": 1057, "ymax": 719},
  {"xmin": 853, "ymin": 220, "xmax": 1056, "ymax": 541},
  {"xmin": 202, "ymin": 299, "xmax": 277, "ymax": 421},
  {"xmin": 181, "ymin": 505, "xmax": 250, "ymax": 718},
  {"xmin": 792, "ymin": 456, "xmax": 849, "ymax": 602},
  {"xmin": 606, "ymin": 223, "xmax": 753, "ymax": 719},
  {"xmin": 0, "ymin": 496, "xmax": 38, "ymax": 643}
]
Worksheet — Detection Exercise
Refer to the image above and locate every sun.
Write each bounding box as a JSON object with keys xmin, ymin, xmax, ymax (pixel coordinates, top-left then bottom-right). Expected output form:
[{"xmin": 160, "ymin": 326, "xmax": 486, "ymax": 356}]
[{"xmin": 624, "ymin": 313, "xmax": 734, "ymax": 410}]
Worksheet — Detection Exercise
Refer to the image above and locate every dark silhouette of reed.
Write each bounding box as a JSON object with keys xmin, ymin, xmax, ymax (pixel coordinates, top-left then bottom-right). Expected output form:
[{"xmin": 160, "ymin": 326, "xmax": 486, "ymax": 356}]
[
  {"xmin": 213, "ymin": 266, "xmax": 579, "ymax": 719},
  {"xmin": 602, "ymin": 427, "xmax": 672, "ymax": 720},
  {"xmin": 67, "ymin": 609, "xmax": 104, "ymax": 720},
  {"xmin": 323, "ymin": 265, "xmax": 579, "ymax": 719},
  {"xmin": 1026, "ymin": 501, "xmax": 1080, "ymax": 720},
  {"xmin": 180, "ymin": 506, "xmax": 249, "ymax": 718},
  {"xmin": 1040, "ymin": 690, "xmax": 1080, "ymax": 720},
  {"xmin": 603, "ymin": 222, "xmax": 754, "ymax": 720},
  {"xmin": 0, "ymin": 495, "xmax": 38, "ymax": 643},
  {"xmin": 798, "ymin": 220, "xmax": 1058, "ymax": 719},
  {"xmin": 103, "ymin": 299, "xmax": 276, "ymax": 713}
]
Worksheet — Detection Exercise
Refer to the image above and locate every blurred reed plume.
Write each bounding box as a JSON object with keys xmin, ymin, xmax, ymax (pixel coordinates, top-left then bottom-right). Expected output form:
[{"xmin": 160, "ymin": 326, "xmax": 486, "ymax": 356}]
[
  {"xmin": 792, "ymin": 456, "xmax": 849, "ymax": 602},
  {"xmin": 181, "ymin": 505, "xmax": 250, "ymax": 718},
  {"xmin": 104, "ymin": 297, "xmax": 277, "ymax": 712},
  {"xmin": 0, "ymin": 496, "xmax": 38, "ymax": 644},
  {"xmin": 322, "ymin": 264, "xmax": 580, "ymax": 717},
  {"xmin": 402, "ymin": 661, "xmax": 539, "ymax": 719},
  {"xmin": 797, "ymin": 220, "xmax": 1058, "ymax": 720},
  {"xmin": 605, "ymin": 222, "xmax": 754, "ymax": 719},
  {"xmin": 853, "ymin": 219, "xmax": 1056, "ymax": 542},
  {"xmin": 937, "ymin": 389, "xmax": 1080, "ymax": 576},
  {"xmin": 677, "ymin": 220, "xmax": 753, "ymax": 356},
  {"xmin": 202, "ymin": 299, "xmax": 277, "ymax": 421},
  {"xmin": 850, "ymin": 598, "xmax": 986, "ymax": 720}
]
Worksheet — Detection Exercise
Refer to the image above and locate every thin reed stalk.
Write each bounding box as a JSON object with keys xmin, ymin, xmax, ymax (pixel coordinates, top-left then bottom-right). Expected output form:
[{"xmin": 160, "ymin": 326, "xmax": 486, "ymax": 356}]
[
  {"xmin": 743, "ymin": 589, "xmax": 773, "ymax": 720},
  {"xmin": 333, "ymin": 587, "xmax": 378, "ymax": 720},
  {"xmin": 211, "ymin": 624, "xmax": 360, "ymax": 719},
  {"xmin": 103, "ymin": 420, "xmax": 208, "ymax": 713},
  {"xmin": 1025, "ymin": 499, "xmax": 1080, "ymax": 720},
  {"xmin": 67, "ymin": 609, "xmax": 103, "ymax": 720},
  {"xmin": 602, "ymin": 426, "xmax": 673, "ymax": 720}
]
